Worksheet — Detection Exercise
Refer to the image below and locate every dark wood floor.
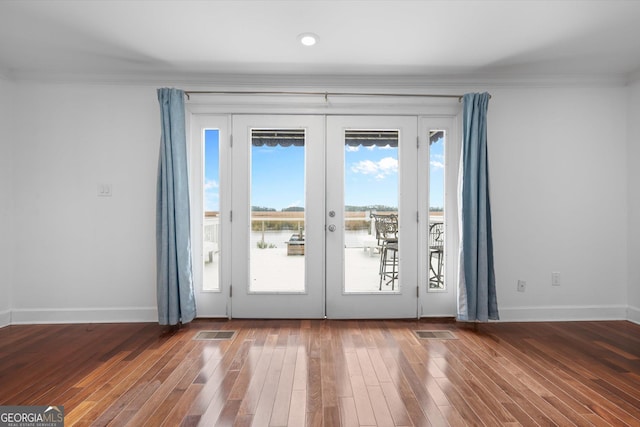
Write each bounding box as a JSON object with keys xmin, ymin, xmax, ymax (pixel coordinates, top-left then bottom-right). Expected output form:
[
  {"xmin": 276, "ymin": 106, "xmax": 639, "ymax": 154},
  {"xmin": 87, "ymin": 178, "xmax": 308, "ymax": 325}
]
[{"xmin": 1, "ymin": 319, "xmax": 639, "ymax": 426}]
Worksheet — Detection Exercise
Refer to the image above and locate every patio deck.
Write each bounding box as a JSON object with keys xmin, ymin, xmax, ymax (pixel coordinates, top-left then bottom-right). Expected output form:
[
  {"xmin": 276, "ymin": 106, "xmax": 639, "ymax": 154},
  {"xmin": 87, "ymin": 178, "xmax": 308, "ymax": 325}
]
[
  {"xmin": 202, "ymin": 212, "xmax": 445, "ymax": 293},
  {"xmin": 204, "ymin": 245, "xmax": 444, "ymax": 293}
]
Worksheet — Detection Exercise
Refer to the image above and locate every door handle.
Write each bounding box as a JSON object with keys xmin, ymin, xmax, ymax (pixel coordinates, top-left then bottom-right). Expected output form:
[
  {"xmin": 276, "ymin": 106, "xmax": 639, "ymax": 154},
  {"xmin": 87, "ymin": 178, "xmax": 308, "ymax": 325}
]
[{"xmin": 328, "ymin": 224, "xmax": 336, "ymax": 232}]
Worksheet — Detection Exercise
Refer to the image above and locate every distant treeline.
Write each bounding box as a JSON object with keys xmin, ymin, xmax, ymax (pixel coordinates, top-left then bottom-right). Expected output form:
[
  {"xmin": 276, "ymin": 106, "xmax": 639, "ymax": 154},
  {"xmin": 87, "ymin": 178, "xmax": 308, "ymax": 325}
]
[
  {"xmin": 251, "ymin": 205, "xmax": 401, "ymax": 212},
  {"xmin": 252, "ymin": 206, "xmax": 304, "ymax": 212},
  {"xmin": 249, "ymin": 205, "xmax": 443, "ymax": 232},
  {"xmin": 345, "ymin": 205, "xmax": 397, "ymax": 212}
]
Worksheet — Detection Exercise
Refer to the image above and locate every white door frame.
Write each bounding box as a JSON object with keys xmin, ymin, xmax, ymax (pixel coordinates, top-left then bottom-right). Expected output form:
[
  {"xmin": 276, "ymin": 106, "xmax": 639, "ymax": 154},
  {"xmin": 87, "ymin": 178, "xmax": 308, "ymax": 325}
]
[
  {"xmin": 187, "ymin": 95, "xmax": 462, "ymax": 319},
  {"xmin": 326, "ymin": 115, "xmax": 420, "ymax": 318},
  {"xmin": 188, "ymin": 113, "xmax": 231, "ymax": 318},
  {"xmin": 230, "ymin": 115, "xmax": 326, "ymax": 318},
  {"xmin": 418, "ymin": 116, "xmax": 460, "ymax": 317}
]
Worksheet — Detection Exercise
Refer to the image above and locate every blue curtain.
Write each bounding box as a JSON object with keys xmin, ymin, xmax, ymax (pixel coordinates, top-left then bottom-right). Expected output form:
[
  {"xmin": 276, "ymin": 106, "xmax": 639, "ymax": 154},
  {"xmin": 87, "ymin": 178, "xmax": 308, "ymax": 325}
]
[
  {"xmin": 457, "ymin": 92, "xmax": 499, "ymax": 321},
  {"xmin": 156, "ymin": 88, "xmax": 196, "ymax": 325}
]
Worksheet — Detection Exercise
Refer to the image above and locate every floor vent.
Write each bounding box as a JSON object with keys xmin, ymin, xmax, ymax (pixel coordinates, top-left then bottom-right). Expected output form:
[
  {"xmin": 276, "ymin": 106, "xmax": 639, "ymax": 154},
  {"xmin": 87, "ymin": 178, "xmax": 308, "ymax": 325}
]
[
  {"xmin": 414, "ymin": 330, "xmax": 457, "ymax": 340},
  {"xmin": 193, "ymin": 330, "xmax": 236, "ymax": 341}
]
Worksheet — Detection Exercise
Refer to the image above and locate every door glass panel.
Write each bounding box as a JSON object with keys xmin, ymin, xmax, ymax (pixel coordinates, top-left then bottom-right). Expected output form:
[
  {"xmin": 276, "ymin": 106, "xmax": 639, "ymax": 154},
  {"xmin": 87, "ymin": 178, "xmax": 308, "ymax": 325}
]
[
  {"xmin": 203, "ymin": 129, "xmax": 220, "ymax": 291},
  {"xmin": 428, "ymin": 130, "xmax": 445, "ymax": 291},
  {"xmin": 344, "ymin": 130, "xmax": 399, "ymax": 293},
  {"xmin": 250, "ymin": 129, "xmax": 305, "ymax": 292}
]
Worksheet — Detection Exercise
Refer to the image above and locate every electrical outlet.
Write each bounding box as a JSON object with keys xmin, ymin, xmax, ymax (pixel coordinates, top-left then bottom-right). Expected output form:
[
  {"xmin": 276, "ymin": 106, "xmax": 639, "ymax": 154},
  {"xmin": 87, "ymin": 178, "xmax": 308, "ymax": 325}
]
[
  {"xmin": 517, "ymin": 280, "xmax": 526, "ymax": 292},
  {"xmin": 552, "ymin": 272, "xmax": 561, "ymax": 286}
]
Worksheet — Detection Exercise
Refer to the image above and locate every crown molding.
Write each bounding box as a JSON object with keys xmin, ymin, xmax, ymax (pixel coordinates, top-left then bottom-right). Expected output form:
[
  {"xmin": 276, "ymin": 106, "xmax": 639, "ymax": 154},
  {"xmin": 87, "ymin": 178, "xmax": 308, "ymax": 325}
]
[{"xmin": 9, "ymin": 70, "xmax": 629, "ymax": 90}]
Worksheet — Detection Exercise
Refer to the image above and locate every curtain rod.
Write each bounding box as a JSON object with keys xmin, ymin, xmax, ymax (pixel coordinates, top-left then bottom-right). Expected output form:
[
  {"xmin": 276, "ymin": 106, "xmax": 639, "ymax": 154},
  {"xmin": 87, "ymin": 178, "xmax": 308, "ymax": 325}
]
[{"xmin": 183, "ymin": 90, "xmax": 486, "ymax": 102}]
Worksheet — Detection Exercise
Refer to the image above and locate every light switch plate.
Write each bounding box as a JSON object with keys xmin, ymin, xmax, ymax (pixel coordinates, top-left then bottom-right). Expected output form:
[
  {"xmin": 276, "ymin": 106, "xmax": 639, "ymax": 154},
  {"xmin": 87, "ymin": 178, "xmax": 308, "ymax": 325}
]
[{"xmin": 97, "ymin": 184, "xmax": 112, "ymax": 197}]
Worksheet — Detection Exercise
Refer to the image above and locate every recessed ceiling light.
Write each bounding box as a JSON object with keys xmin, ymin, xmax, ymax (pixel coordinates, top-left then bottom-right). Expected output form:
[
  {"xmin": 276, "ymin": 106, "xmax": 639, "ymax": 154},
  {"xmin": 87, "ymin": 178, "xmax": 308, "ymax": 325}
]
[{"xmin": 298, "ymin": 33, "xmax": 319, "ymax": 46}]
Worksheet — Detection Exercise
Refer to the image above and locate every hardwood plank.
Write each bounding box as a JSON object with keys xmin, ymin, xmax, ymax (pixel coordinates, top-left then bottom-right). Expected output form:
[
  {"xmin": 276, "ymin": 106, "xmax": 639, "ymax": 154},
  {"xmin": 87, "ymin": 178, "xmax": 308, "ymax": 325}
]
[
  {"xmin": 213, "ymin": 399, "xmax": 241, "ymax": 427},
  {"xmin": 160, "ymin": 385, "xmax": 203, "ymax": 427},
  {"xmin": 349, "ymin": 374, "xmax": 376, "ymax": 426},
  {"xmin": 441, "ymin": 339, "xmax": 525, "ymax": 423},
  {"xmin": 331, "ymin": 325, "xmax": 353, "ymax": 399},
  {"xmin": 323, "ymin": 406, "xmax": 340, "ymax": 427},
  {"xmin": 2, "ymin": 319, "xmax": 640, "ymax": 426},
  {"xmin": 356, "ymin": 347, "xmax": 379, "ymax": 387},
  {"xmin": 320, "ymin": 329, "xmax": 338, "ymax": 409},
  {"xmin": 456, "ymin": 329, "xmax": 585, "ymax": 426},
  {"xmin": 4, "ymin": 324, "xmax": 133, "ymax": 405},
  {"xmin": 501, "ymin": 402, "xmax": 539, "ymax": 427},
  {"xmin": 251, "ymin": 347, "xmax": 285, "ymax": 427},
  {"xmin": 460, "ymin": 326, "xmax": 594, "ymax": 417},
  {"xmin": 63, "ymin": 401, "xmax": 95, "ymax": 427},
  {"xmin": 305, "ymin": 409, "xmax": 323, "ymax": 427},
  {"xmin": 287, "ymin": 389, "xmax": 307, "ymax": 427},
  {"xmin": 367, "ymin": 385, "xmax": 395, "ymax": 426},
  {"xmin": 68, "ymin": 333, "xmax": 181, "ymax": 424},
  {"xmin": 368, "ymin": 348, "xmax": 392, "ymax": 384},
  {"xmin": 192, "ymin": 369, "xmax": 240, "ymax": 426},
  {"xmin": 306, "ymin": 355, "xmax": 323, "ymax": 421},
  {"xmin": 492, "ymin": 325, "xmax": 639, "ymax": 425},
  {"xmin": 117, "ymin": 338, "xmax": 204, "ymax": 426},
  {"xmin": 237, "ymin": 334, "xmax": 278, "ymax": 415},
  {"xmin": 269, "ymin": 338, "xmax": 299, "ymax": 426},
  {"xmin": 186, "ymin": 353, "xmax": 240, "ymax": 419},
  {"xmin": 338, "ymin": 397, "xmax": 358, "ymax": 427},
  {"xmin": 542, "ymin": 396, "xmax": 594, "ymax": 427},
  {"xmin": 434, "ymin": 376, "xmax": 494, "ymax": 426},
  {"xmin": 292, "ymin": 331, "xmax": 309, "ymax": 392},
  {"xmin": 378, "ymin": 327, "xmax": 444, "ymax": 426}
]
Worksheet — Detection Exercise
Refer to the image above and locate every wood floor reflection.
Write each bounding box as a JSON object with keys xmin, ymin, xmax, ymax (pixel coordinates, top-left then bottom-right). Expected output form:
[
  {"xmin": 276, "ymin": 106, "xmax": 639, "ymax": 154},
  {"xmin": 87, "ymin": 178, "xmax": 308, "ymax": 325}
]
[{"xmin": 1, "ymin": 319, "xmax": 639, "ymax": 426}]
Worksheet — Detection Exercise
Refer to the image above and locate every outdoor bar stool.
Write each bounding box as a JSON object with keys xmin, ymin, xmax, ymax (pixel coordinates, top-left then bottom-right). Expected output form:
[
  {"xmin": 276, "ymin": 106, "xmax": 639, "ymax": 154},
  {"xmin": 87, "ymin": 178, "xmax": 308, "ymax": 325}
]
[
  {"xmin": 429, "ymin": 222, "xmax": 444, "ymax": 289},
  {"xmin": 370, "ymin": 213, "xmax": 399, "ymax": 290},
  {"xmin": 380, "ymin": 241, "xmax": 398, "ymax": 290}
]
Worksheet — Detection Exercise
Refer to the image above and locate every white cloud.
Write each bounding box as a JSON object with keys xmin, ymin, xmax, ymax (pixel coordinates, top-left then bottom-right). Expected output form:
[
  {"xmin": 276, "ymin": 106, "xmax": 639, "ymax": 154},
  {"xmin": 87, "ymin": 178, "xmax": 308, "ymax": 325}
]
[
  {"xmin": 351, "ymin": 159, "xmax": 378, "ymax": 174},
  {"xmin": 430, "ymin": 160, "xmax": 444, "ymax": 170},
  {"xmin": 345, "ymin": 145, "xmax": 360, "ymax": 152},
  {"xmin": 378, "ymin": 157, "xmax": 397, "ymax": 173},
  {"xmin": 350, "ymin": 156, "xmax": 398, "ymax": 180},
  {"xmin": 204, "ymin": 179, "xmax": 219, "ymax": 190}
]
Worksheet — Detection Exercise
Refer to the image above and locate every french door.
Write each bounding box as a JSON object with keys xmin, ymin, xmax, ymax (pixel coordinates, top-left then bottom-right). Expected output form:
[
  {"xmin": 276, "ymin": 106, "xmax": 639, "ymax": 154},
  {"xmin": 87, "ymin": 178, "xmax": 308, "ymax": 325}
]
[
  {"xmin": 230, "ymin": 115, "xmax": 419, "ymax": 318},
  {"xmin": 325, "ymin": 116, "xmax": 419, "ymax": 318},
  {"xmin": 231, "ymin": 115, "xmax": 326, "ymax": 318}
]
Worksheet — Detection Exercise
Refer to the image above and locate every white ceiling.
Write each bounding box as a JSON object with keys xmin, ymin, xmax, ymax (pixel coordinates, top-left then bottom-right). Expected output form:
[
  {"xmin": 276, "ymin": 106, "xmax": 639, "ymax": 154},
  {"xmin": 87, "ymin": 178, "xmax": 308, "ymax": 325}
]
[{"xmin": 2, "ymin": 0, "xmax": 640, "ymax": 83}]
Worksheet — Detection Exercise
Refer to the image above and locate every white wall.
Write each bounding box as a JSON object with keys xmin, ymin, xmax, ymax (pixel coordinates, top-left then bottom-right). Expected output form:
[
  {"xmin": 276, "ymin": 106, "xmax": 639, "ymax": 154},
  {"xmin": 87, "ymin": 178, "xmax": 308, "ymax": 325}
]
[
  {"xmin": 0, "ymin": 76, "xmax": 14, "ymax": 326},
  {"xmin": 4, "ymin": 80, "xmax": 633, "ymax": 324},
  {"xmin": 488, "ymin": 86, "xmax": 629, "ymax": 321},
  {"xmin": 11, "ymin": 83, "xmax": 160, "ymax": 323},
  {"xmin": 628, "ymin": 79, "xmax": 640, "ymax": 324}
]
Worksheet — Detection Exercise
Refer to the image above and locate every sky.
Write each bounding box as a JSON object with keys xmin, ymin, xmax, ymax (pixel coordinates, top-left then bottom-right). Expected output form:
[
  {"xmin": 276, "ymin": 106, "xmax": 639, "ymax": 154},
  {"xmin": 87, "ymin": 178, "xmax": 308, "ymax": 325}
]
[
  {"xmin": 204, "ymin": 130, "xmax": 220, "ymax": 211},
  {"xmin": 203, "ymin": 130, "xmax": 445, "ymax": 212},
  {"xmin": 429, "ymin": 136, "xmax": 445, "ymax": 209}
]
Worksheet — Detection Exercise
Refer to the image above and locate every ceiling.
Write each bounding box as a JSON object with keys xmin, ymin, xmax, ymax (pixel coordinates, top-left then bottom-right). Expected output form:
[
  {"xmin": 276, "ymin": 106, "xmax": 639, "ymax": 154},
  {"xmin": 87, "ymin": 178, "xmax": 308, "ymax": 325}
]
[{"xmin": 2, "ymin": 0, "xmax": 640, "ymax": 83}]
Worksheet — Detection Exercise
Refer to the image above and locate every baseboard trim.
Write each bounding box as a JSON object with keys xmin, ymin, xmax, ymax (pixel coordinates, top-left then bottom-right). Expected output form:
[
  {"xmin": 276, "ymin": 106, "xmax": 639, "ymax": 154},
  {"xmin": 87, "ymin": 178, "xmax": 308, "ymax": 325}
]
[
  {"xmin": 3, "ymin": 305, "xmax": 638, "ymax": 325},
  {"xmin": 497, "ymin": 304, "xmax": 628, "ymax": 322},
  {"xmin": 0, "ymin": 310, "xmax": 10, "ymax": 328},
  {"xmin": 628, "ymin": 306, "xmax": 640, "ymax": 325},
  {"xmin": 9, "ymin": 307, "xmax": 158, "ymax": 325}
]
